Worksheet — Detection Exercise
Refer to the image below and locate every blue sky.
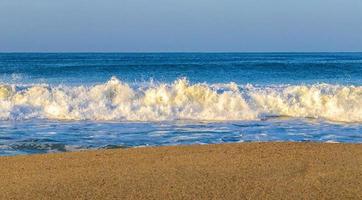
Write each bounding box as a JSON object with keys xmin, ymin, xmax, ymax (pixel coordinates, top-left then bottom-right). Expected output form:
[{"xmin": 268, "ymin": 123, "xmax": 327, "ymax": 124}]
[{"xmin": 1, "ymin": 0, "xmax": 362, "ymax": 52}]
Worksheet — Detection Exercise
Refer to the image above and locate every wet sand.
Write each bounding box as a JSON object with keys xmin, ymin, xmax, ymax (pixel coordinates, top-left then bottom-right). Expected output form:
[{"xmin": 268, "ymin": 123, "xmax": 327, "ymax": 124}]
[{"xmin": 0, "ymin": 142, "xmax": 361, "ymax": 199}]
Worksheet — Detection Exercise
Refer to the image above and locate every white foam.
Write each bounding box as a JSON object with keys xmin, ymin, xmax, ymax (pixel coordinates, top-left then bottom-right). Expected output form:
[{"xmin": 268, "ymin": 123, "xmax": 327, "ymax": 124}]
[{"xmin": 0, "ymin": 77, "xmax": 360, "ymax": 122}]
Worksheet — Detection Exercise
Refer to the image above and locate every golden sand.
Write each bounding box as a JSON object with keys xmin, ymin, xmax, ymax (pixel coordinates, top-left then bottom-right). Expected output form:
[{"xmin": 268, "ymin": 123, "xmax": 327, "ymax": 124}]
[{"xmin": 0, "ymin": 142, "xmax": 361, "ymax": 199}]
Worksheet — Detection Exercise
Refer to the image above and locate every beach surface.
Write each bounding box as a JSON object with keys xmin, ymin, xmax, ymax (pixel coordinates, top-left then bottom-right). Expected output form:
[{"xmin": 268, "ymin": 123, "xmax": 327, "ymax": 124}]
[{"xmin": 1, "ymin": 142, "xmax": 361, "ymax": 199}]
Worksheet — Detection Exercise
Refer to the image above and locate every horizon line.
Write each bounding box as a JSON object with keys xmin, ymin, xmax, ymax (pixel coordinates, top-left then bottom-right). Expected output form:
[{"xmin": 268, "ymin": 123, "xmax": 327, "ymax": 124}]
[{"xmin": 0, "ymin": 51, "xmax": 362, "ymax": 54}]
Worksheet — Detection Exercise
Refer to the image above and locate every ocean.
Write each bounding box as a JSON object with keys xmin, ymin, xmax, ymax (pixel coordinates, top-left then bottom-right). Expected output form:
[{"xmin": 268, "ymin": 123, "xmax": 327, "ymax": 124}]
[{"xmin": 0, "ymin": 53, "xmax": 361, "ymax": 155}]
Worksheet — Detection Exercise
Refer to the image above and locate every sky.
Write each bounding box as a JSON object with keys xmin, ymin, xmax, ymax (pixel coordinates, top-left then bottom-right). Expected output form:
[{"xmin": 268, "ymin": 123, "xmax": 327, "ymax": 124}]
[{"xmin": 1, "ymin": 0, "xmax": 362, "ymax": 52}]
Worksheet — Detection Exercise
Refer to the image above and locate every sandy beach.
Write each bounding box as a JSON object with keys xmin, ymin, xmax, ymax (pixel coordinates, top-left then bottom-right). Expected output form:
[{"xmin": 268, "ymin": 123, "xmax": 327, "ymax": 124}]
[{"xmin": 0, "ymin": 142, "xmax": 361, "ymax": 199}]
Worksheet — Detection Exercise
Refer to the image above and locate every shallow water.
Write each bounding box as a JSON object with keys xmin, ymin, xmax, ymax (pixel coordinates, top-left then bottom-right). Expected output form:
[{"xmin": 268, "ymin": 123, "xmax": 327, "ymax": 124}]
[
  {"xmin": 1, "ymin": 119, "xmax": 361, "ymax": 156},
  {"xmin": 0, "ymin": 53, "xmax": 361, "ymax": 155}
]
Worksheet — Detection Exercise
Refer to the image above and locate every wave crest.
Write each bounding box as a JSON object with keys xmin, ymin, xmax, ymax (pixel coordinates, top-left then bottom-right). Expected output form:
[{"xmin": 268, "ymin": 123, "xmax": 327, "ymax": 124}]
[{"xmin": 0, "ymin": 77, "xmax": 361, "ymax": 122}]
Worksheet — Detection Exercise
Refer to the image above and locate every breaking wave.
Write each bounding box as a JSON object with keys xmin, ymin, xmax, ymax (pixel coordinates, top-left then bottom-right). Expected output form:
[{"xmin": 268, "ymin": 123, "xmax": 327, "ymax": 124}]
[{"xmin": 0, "ymin": 77, "xmax": 361, "ymax": 122}]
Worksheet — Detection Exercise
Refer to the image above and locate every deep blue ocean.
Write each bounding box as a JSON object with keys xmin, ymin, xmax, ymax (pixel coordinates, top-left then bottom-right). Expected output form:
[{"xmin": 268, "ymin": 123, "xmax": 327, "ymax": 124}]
[{"xmin": 0, "ymin": 53, "xmax": 361, "ymax": 155}]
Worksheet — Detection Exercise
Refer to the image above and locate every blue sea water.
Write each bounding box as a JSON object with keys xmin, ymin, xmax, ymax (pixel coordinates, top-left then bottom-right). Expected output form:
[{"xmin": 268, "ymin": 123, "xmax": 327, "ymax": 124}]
[{"xmin": 0, "ymin": 53, "xmax": 361, "ymax": 156}]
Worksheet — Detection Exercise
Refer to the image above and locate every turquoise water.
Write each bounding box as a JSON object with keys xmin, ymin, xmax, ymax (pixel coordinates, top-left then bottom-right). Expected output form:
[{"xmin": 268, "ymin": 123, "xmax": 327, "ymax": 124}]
[{"xmin": 0, "ymin": 53, "xmax": 361, "ymax": 155}]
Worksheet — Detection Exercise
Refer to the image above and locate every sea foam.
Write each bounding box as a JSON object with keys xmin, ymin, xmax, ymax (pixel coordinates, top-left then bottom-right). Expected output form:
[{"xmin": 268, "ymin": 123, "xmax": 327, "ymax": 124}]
[{"xmin": 0, "ymin": 77, "xmax": 360, "ymax": 122}]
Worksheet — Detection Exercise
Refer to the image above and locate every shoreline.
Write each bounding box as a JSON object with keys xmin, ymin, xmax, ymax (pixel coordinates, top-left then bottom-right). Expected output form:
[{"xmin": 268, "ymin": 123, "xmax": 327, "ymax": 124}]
[{"xmin": 1, "ymin": 142, "xmax": 361, "ymax": 199}]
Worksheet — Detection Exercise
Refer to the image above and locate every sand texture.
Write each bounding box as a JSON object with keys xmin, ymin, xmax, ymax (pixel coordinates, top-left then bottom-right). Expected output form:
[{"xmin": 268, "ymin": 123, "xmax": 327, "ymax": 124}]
[{"xmin": 1, "ymin": 142, "xmax": 362, "ymax": 199}]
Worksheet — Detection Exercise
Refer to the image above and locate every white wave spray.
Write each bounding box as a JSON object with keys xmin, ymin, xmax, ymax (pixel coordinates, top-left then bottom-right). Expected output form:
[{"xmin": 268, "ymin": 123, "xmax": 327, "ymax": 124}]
[{"xmin": 0, "ymin": 77, "xmax": 361, "ymax": 122}]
